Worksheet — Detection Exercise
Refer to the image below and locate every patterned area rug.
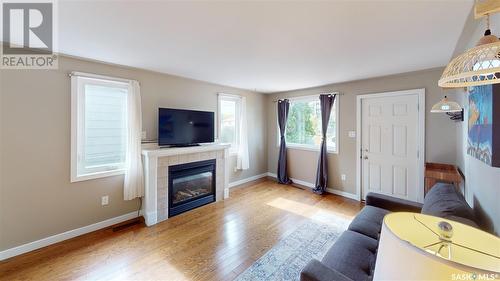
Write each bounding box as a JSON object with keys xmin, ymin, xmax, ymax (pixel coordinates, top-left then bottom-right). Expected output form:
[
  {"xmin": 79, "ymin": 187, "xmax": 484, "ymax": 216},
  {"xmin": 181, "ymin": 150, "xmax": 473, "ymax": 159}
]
[{"xmin": 235, "ymin": 217, "xmax": 350, "ymax": 281}]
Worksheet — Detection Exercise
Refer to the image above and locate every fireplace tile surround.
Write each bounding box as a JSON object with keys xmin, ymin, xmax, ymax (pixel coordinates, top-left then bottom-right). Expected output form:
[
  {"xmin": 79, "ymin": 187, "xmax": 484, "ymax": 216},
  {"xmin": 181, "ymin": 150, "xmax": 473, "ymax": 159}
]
[{"xmin": 142, "ymin": 144, "xmax": 230, "ymax": 226}]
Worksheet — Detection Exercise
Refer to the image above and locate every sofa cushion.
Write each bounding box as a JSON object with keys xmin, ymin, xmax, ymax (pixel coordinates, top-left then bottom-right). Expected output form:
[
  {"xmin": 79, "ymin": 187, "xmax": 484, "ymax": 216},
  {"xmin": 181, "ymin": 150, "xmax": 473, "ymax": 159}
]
[
  {"xmin": 321, "ymin": 230, "xmax": 378, "ymax": 281},
  {"xmin": 348, "ymin": 206, "xmax": 390, "ymax": 240},
  {"xmin": 422, "ymin": 183, "xmax": 476, "ymax": 222},
  {"xmin": 301, "ymin": 259, "xmax": 353, "ymax": 281}
]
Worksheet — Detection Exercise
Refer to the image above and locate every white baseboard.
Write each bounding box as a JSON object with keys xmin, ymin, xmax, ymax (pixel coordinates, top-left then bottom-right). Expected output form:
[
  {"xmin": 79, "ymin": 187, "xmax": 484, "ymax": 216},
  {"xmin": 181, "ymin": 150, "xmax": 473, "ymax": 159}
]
[
  {"xmin": 325, "ymin": 188, "xmax": 360, "ymax": 201},
  {"xmin": 266, "ymin": 172, "xmax": 359, "ymax": 201},
  {"xmin": 228, "ymin": 173, "xmax": 268, "ymax": 188},
  {"xmin": 267, "ymin": 172, "xmax": 277, "ymax": 178},
  {"xmin": 290, "ymin": 177, "xmax": 314, "ymax": 188},
  {"xmin": 0, "ymin": 211, "xmax": 140, "ymax": 261}
]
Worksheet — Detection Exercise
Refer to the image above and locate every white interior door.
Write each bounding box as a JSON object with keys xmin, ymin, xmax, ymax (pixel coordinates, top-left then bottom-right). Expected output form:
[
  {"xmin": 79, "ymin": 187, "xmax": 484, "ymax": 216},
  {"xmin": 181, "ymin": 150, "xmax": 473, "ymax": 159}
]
[{"xmin": 360, "ymin": 91, "xmax": 423, "ymax": 202}]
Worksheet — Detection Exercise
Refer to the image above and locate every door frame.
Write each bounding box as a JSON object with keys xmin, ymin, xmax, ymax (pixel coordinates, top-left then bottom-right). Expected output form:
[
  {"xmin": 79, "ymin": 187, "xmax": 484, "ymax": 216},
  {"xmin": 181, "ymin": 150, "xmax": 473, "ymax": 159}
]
[{"xmin": 355, "ymin": 88, "xmax": 425, "ymax": 203}]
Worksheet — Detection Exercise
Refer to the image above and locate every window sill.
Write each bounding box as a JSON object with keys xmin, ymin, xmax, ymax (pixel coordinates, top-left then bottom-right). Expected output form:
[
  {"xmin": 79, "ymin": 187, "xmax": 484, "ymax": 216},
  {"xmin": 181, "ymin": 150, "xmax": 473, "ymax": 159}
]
[
  {"xmin": 71, "ymin": 169, "xmax": 125, "ymax": 183},
  {"xmin": 286, "ymin": 144, "xmax": 338, "ymax": 154}
]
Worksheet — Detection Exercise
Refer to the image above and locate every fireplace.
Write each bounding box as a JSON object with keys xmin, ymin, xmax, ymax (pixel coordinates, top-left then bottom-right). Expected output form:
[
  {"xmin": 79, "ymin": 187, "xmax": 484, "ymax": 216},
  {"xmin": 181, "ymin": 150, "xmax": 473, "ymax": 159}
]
[{"xmin": 168, "ymin": 159, "xmax": 216, "ymax": 217}]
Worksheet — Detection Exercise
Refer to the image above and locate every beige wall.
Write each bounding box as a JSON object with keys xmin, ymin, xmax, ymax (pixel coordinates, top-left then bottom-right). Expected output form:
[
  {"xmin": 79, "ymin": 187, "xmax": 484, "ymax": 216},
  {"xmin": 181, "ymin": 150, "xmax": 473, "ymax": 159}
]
[
  {"xmin": 0, "ymin": 55, "xmax": 267, "ymax": 251},
  {"xmin": 267, "ymin": 68, "xmax": 458, "ymax": 196},
  {"xmin": 453, "ymin": 12, "xmax": 500, "ymax": 234}
]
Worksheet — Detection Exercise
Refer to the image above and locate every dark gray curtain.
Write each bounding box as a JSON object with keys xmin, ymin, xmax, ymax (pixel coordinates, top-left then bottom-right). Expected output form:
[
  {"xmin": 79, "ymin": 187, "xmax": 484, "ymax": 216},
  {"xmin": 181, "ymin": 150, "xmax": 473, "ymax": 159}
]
[
  {"xmin": 277, "ymin": 99, "xmax": 292, "ymax": 184},
  {"xmin": 313, "ymin": 94, "xmax": 336, "ymax": 194}
]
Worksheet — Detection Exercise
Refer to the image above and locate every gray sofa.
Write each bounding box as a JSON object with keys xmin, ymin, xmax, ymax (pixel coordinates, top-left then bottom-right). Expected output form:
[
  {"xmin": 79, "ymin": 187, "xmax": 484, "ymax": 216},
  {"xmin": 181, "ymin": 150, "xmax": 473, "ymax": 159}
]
[{"xmin": 300, "ymin": 183, "xmax": 478, "ymax": 281}]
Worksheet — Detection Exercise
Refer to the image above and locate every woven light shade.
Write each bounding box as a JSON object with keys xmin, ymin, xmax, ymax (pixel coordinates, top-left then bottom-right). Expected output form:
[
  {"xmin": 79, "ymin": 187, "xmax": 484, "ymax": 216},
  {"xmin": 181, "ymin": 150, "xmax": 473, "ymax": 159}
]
[{"xmin": 438, "ymin": 41, "xmax": 500, "ymax": 88}]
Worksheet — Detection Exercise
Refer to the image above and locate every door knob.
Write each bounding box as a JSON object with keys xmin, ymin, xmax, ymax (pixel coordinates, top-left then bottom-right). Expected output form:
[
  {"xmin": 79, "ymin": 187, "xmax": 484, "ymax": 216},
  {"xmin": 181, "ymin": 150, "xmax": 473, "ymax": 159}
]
[{"xmin": 364, "ymin": 156, "xmax": 368, "ymax": 160}]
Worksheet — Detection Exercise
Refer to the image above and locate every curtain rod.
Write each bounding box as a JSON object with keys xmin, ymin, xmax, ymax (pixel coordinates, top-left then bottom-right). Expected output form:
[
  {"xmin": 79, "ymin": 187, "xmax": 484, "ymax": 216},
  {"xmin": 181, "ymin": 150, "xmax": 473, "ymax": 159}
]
[
  {"xmin": 68, "ymin": 71, "xmax": 139, "ymax": 85},
  {"xmin": 272, "ymin": 92, "xmax": 343, "ymax": 103}
]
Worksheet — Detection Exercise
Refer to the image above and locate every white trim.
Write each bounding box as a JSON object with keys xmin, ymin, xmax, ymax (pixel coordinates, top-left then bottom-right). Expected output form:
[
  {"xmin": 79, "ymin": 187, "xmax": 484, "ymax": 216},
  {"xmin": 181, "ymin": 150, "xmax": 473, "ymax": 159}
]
[
  {"xmin": 224, "ymin": 147, "xmax": 231, "ymax": 199},
  {"xmin": 228, "ymin": 173, "xmax": 268, "ymax": 188},
  {"xmin": 289, "ymin": 177, "xmax": 314, "ymax": 188},
  {"xmin": 217, "ymin": 93, "xmax": 242, "ymax": 154},
  {"xmin": 325, "ymin": 188, "xmax": 360, "ymax": 201},
  {"xmin": 70, "ymin": 71, "xmax": 136, "ymax": 84},
  {"xmin": 70, "ymin": 75, "xmax": 129, "ymax": 182},
  {"xmin": 356, "ymin": 88, "xmax": 425, "ymax": 203},
  {"xmin": 217, "ymin": 92, "xmax": 242, "ymax": 99},
  {"xmin": 266, "ymin": 173, "xmax": 359, "ymax": 201},
  {"xmin": 142, "ymin": 143, "xmax": 231, "ymax": 157},
  {"xmin": 70, "ymin": 169, "xmax": 125, "ymax": 182},
  {"xmin": 70, "ymin": 75, "xmax": 78, "ymax": 182},
  {"xmin": 287, "ymin": 144, "xmax": 338, "ymax": 154},
  {"xmin": 356, "ymin": 95, "xmax": 362, "ymax": 201},
  {"xmin": 0, "ymin": 211, "xmax": 140, "ymax": 261},
  {"xmin": 417, "ymin": 90, "xmax": 426, "ymax": 203},
  {"xmin": 143, "ymin": 154, "xmax": 158, "ymax": 226},
  {"xmin": 144, "ymin": 211, "xmax": 157, "ymax": 227}
]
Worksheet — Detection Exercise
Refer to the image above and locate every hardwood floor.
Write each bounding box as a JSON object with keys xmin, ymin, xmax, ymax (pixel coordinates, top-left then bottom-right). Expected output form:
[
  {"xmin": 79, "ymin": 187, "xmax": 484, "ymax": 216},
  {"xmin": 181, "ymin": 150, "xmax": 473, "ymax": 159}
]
[{"xmin": 0, "ymin": 180, "xmax": 363, "ymax": 281}]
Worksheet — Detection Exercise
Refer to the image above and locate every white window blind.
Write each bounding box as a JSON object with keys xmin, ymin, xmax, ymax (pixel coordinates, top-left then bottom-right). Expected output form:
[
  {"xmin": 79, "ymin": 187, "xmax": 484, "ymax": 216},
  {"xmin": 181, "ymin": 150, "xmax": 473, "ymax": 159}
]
[{"xmin": 71, "ymin": 76, "xmax": 129, "ymax": 182}]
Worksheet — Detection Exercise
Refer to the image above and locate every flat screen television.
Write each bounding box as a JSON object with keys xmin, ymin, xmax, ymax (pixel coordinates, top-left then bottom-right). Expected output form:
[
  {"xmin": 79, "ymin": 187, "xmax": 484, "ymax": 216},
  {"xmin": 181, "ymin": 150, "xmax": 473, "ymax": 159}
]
[{"xmin": 158, "ymin": 108, "xmax": 215, "ymax": 146}]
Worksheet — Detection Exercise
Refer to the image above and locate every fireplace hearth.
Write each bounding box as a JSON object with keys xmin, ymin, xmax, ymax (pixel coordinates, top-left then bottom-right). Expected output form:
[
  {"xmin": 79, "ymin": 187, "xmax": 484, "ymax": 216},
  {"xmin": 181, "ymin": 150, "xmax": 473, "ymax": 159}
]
[{"xmin": 168, "ymin": 159, "xmax": 216, "ymax": 217}]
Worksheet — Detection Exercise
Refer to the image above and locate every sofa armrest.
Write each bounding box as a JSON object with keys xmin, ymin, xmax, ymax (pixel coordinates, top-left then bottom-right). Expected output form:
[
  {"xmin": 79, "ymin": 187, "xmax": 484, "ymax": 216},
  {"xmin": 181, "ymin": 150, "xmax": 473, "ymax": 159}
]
[
  {"xmin": 365, "ymin": 192, "xmax": 423, "ymax": 213},
  {"xmin": 300, "ymin": 259, "xmax": 353, "ymax": 281}
]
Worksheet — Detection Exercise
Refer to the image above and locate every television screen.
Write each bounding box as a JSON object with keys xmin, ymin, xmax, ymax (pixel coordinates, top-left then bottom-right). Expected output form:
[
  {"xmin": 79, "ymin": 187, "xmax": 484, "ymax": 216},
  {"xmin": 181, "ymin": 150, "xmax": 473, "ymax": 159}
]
[{"xmin": 158, "ymin": 108, "xmax": 215, "ymax": 146}]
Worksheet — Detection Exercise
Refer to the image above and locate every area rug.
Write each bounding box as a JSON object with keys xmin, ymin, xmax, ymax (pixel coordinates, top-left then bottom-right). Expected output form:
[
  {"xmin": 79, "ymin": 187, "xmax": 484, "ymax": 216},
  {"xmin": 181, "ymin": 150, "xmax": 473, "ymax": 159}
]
[{"xmin": 235, "ymin": 217, "xmax": 350, "ymax": 281}]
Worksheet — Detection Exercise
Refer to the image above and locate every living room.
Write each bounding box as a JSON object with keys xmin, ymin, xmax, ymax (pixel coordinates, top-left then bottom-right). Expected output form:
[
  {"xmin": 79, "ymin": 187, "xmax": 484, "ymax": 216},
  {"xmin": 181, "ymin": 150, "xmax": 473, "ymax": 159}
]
[{"xmin": 0, "ymin": 1, "xmax": 499, "ymax": 280}]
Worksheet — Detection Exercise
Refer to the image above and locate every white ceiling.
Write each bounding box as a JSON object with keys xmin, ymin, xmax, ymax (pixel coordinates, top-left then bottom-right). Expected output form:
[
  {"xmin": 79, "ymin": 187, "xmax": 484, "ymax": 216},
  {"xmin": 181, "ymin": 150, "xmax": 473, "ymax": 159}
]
[{"xmin": 59, "ymin": 1, "xmax": 473, "ymax": 93}]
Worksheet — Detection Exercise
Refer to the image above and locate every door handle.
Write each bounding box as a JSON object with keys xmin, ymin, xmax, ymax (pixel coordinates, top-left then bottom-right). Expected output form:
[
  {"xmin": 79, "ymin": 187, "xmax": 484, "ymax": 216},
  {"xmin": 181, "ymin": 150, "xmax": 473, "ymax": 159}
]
[{"xmin": 364, "ymin": 156, "xmax": 368, "ymax": 160}]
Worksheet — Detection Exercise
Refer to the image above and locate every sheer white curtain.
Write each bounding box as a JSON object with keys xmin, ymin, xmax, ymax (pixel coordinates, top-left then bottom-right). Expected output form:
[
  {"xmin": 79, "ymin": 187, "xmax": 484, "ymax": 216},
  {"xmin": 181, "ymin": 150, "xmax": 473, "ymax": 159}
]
[
  {"xmin": 124, "ymin": 81, "xmax": 144, "ymax": 200},
  {"xmin": 237, "ymin": 97, "xmax": 249, "ymax": 170}
]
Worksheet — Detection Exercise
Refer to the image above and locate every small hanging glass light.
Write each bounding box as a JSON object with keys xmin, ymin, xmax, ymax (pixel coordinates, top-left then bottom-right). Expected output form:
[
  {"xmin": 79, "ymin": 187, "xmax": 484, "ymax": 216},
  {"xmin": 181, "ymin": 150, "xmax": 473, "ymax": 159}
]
[
  {"xmin": 431, "ymin": 96, "xmax": 463, "ymax": 112},
  {"xmin": 431, "ymin": 96, "xmax": 464, "ymax": 121}
]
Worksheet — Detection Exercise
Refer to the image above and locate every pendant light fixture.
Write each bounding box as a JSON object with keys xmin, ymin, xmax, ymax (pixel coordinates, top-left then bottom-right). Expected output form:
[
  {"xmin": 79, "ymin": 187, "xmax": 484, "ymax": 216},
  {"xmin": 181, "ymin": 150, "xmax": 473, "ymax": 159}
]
[
  {"xmin": 439, "ymin": 5, "xmax": 500, "ymax": 88},
  {"xmin": 431, "ymin": 96, "xmax": 464, "ymax": 121}
]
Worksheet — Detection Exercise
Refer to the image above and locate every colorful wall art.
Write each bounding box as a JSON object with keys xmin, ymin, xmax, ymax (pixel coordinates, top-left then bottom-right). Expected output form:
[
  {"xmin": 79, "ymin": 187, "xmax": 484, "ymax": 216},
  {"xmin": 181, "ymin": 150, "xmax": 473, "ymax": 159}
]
[{"xmin": 468, "ymin": 84, "xmax": 500, "ymax": 167}]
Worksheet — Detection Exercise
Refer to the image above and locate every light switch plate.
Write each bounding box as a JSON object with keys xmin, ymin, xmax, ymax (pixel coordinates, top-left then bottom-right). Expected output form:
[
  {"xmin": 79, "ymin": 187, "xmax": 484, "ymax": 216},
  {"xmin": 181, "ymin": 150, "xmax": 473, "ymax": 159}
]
[
  {"xmin": 141, "ymin": 131, "xmax": 147, "ymax": 140},
  {"xmin": 101, "ymin": 196, "xmax": 109, "ymax": 206},
  {"xmin": 348, "ymin": 131, "xmax": 356, "ymax": 138},
  {"xmin": 341, "ymin": 174, "xmax": 347, "ymax": 181}
]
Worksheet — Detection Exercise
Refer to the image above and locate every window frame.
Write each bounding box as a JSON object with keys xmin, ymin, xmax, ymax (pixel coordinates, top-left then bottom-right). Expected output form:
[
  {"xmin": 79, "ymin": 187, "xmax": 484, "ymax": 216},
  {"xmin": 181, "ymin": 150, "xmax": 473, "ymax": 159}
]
[
  {"xmin": 276, "ymin": 93, "xmax": 339, "ymax": 154},
  {"xmin": 71, "ymin": 75, "xmax": 129, "ymax": 183},
  {"xmin": 217, "ymin": 93, "xmax": 242, "ymax": 155}
]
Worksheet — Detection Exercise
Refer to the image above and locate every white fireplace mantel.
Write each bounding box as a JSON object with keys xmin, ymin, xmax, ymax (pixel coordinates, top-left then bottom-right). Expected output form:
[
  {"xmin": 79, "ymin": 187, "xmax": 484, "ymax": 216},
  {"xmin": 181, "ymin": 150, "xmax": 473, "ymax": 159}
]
[{"xmin": 142, "ymin": 143, "xmax": 231, "ymax": 226}]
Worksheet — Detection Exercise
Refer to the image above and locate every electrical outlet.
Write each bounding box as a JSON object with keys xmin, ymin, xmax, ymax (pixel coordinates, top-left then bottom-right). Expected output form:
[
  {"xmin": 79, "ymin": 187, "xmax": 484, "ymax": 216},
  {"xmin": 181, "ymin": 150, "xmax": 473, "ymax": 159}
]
[
  {"xmin": 101, "ymin": 195, "xmax": 109, "ymax": 206},
  {"xmin": 341, "ymin": 174, "xmax": 347, "ymax": 181},
  {"xmin": 141, "ymin": 131, "xmax": 147, "ymax": 140},
  {"xmin": 348, "ymin": 131, "xmax": 356, "ymax": 138}
]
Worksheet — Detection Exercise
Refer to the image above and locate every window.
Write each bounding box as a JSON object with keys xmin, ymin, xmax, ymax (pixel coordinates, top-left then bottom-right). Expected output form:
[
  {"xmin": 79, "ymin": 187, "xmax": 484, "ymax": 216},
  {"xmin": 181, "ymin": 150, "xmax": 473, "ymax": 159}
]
[
  {"xmin": 218, "ymin": 94, "xmax": 241, "ymax": 154},
  {"xmin": 283, "ymin": 94, "xmax": 338, "ymax": 153},
  {"xmin": 71, "ymin": 75, "xmax": 129, "ymax": 182}
]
